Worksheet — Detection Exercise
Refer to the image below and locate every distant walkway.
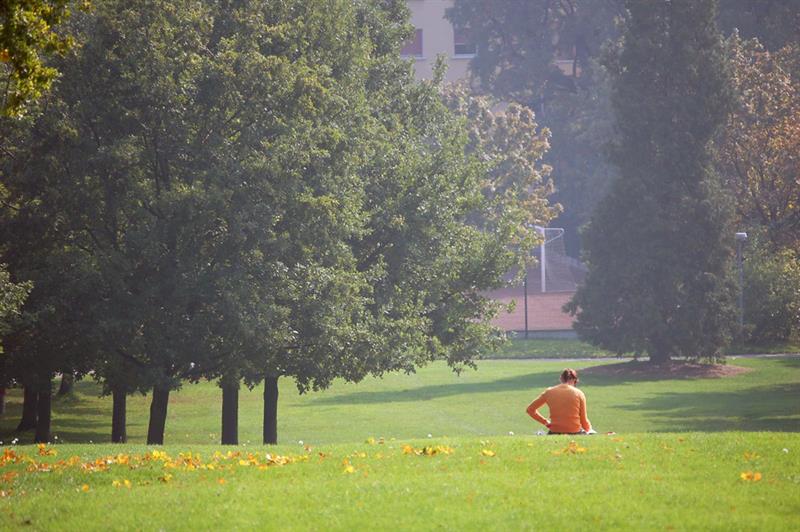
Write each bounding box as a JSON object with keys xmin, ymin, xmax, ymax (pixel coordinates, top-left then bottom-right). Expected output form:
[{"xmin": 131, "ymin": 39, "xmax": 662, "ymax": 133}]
[
  {"xmin": 487, "ymin": 353, "xmax": 800, "ymax": 362},
  {"xmin": 487, "ymin": 289, "xmax": 574, "ymax": 331}
]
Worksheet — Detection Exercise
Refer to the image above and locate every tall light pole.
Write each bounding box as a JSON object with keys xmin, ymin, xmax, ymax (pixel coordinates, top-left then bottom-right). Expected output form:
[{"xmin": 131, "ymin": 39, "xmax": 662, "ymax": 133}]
[
  {"xmin": 735, "ymin": 232, "xmax": 748, "ymax": 328},
  {"xmin": 523, "ymin": 269, "xmax": 529, "ymax": 339}
]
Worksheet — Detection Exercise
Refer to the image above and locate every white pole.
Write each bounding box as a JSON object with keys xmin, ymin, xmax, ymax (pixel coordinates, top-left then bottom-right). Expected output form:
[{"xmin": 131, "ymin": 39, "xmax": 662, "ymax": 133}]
[
  {"xmin": 541, "ymin": 235, "xmax": 546, "ymax": 293},
  {"xmin": 535, "ymin": 226, "xmax": 546, "ymax": 293}
]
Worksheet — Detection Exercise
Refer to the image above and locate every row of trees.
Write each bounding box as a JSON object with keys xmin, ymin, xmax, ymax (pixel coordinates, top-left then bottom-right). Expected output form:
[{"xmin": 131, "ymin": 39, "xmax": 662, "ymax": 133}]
[{"xmin": 0, "ymin": 0, "xmax": 556, "ymax": 444}]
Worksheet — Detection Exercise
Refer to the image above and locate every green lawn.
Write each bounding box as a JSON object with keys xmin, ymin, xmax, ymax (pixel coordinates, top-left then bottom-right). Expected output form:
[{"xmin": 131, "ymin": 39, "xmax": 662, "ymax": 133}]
[
  {"xmin": 1, "ymin": 357, "xmax": 798, "ymax": 530},
  {"xmin": 2, "ymin": 357, "xmax": 799, "ymax": 445},
  {"xmin": 1, "ymin": 434, "xmax": 798, "ymax": 530},
  {"xmin": 482, "ymin": 338, "xmax": 620, "ymax": 358},
  {"xmin": 482, "ymin": 337, "xmax": 800, "ymax": 359}
]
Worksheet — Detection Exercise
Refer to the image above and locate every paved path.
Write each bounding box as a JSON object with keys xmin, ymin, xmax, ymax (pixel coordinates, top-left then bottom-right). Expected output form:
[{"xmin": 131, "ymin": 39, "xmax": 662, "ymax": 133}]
[{"xmin": 487, "ymin": 353, "xmax": 800, "ymax": 362}]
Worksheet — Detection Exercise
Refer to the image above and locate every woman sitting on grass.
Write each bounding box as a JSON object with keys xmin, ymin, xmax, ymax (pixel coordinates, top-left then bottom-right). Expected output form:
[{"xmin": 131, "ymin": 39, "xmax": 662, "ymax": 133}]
[{"xmin": 526, "ymin": 368, "xmax": 593, "ymax": 435}]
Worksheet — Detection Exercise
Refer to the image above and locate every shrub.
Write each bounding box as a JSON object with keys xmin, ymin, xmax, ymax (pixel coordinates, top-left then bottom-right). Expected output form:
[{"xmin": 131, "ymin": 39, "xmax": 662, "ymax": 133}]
[{"xmin": 743, "ymin": 242, "xmax": 800, "ymax": 344}]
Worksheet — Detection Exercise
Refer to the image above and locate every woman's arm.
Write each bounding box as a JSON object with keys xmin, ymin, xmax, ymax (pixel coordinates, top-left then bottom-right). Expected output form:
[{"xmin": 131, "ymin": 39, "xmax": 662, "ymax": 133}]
[
  {"xmin": 526, "ymin": 392, "xmax": 550, "ymax": 427},
  {"xmin": 579, "ymin": 394, "xmax": 592, "ymax": 432}
]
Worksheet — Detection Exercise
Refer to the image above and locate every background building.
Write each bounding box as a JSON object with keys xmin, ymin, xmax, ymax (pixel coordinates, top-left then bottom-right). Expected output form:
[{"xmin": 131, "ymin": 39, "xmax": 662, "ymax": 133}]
[
  {"xmin": 402, "ymin": 0, "xmax": 475, "ymax": 82},
  {"xmin": 403, "ymin": 0, "xmax": 576, "ymax": 82}
]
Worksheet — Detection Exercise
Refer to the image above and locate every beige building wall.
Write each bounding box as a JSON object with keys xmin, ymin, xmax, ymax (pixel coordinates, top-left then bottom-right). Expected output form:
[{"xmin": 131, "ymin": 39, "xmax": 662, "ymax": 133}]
[
  {"xmin": 404, "ymin": 0, "xmax": 472, "ymax": 82},
  {"xmin": 404, "ymin": 1, "xmax": 577, "ymax": 81}
]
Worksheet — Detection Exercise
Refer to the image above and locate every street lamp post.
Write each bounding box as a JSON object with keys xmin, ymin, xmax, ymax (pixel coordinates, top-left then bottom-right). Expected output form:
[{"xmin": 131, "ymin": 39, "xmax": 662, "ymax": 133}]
[
  {"xmin": 735, "ymin": 232, "xmax": 748, "ymax": 328},
  {"xmin": 523, "ymin": 269, "xmax": 529, "ymax": 339}
]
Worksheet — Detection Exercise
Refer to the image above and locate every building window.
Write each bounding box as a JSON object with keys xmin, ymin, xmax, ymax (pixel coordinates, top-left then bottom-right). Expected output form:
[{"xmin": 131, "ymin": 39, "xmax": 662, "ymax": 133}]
[
  {"xmin": 401, "ymin": 29, "xmax": 423, "ymax": 58},
  {"xmin": 453, "ymin": 27, "xmax": 476, "ymax": 57}
]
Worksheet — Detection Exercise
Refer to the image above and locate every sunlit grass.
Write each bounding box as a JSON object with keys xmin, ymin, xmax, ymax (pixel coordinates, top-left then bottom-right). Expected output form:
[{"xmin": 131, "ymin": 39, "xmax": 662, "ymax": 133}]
[
  {"xmin": 1, "ymin": 434, "xmax": 798, "ymax": 530},
  {"xmin": 1, "ymin": 357, "xmax": 798, "ymax": 446},
  {"xmin": 0, "ymin": 357, "xmax": 798, "ymax": 529}
]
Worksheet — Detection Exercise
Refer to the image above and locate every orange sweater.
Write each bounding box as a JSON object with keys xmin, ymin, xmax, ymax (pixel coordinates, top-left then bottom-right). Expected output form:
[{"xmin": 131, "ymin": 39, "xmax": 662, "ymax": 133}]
[{"xmin": 526, "ymin": 383, "xmax": 591, "ymax": 434}]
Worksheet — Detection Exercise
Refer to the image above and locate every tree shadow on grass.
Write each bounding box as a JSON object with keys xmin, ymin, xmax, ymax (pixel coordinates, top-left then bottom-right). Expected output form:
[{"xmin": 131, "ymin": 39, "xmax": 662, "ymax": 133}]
[
  {"xmin": 304, "ymin": 371, "xmax": 555, "ymax": 406},
  {"xmin": 0, "ymin": 380, "xmax": 111, "ymax": 444},
  {"xmin": 771, "ymin": 357, "xmax": 800, "ymax": 370},
  {"xmin": 615, "ymin": 382, "xmax": 800, "ymax": 432}
]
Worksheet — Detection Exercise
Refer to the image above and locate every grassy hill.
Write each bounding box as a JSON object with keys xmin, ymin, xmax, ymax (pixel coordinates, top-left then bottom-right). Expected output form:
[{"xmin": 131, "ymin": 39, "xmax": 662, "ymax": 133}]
[{"xmin": 1, "ymin": 356, "xmax": 798, "ymax": 530}]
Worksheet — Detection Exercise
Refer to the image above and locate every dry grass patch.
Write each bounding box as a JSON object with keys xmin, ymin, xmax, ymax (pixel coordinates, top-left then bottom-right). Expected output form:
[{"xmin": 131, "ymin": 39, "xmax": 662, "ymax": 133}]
[{"xmin": 580, "ymin": 360, "xmax": 752, "ymax": 379}]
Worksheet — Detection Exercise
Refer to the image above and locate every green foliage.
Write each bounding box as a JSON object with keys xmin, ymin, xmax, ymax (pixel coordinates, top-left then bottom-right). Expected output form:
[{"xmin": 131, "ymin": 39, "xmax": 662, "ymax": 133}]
[
  {"xmin": 717, "ymin": 34, "xmax": 800, "ymax": 251},
  {"xmin": 440, "ymin": 84, "xmax": 558, "ymax": 232},
  {"xmin": 0, "ymin": 0, "xmax": 86, "ymax": 116},
  {"xmin": 567, "ymin": 0, "xmax": 738, "ymax": 362},
  {"xmin": 0, "ymin": 263, "xmax": 31, "ymax": 354},
  {"xmin": 742, "ymin": 237, "xmax": 800, "ymax": 344},
  {"xmin": 0, "ymin": 0, "xmax": 556, "ymax": 444},
  {"xmin": 717, "ymin": 0, "xmax": 800, "ymax": 50}
]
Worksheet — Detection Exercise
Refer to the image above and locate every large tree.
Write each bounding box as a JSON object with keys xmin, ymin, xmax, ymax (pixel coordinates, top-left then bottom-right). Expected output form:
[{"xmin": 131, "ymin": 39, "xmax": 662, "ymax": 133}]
[
  {"xmin": 2, "ymin": 0, "xmax": 556, "ymax": 447},
  {"xmin": 566, "ymin": 0, "xmax": 738, "ymax": 363},
  {"xmin": 256, "ymin": 2, "xmax": 558, "ymax": 444}
]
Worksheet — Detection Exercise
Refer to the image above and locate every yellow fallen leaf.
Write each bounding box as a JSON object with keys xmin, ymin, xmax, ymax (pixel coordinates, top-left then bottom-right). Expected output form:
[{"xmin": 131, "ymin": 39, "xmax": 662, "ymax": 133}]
[
  {"xmin": 38, "ymin": 444, "xmax": 56, "ymax": 456},
  {"xmin": 740, "ymin": 471, "xmax": 756, "ymax": 481},
  {"xmin": 217, "ymin": 478, "xmax": 226, "ymax": 485},
  {"xmin": 81, "ymin": 484, "xmax": 90, "ymax": 492},
  {"xmin": 481, "ymin": 449, "xmax": 496, "ymax": 457},
  {"xmin": 343, "ymin": 464, "xmax": 355, "ymax": 474}
]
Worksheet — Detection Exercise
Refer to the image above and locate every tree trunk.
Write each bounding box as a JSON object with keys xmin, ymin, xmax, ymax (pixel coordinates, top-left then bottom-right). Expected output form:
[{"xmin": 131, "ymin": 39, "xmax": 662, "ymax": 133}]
[
  {"xmin": 16, "ymin": 386, "xmax": 38, "ymax": 431},
  {"xmin": 57, "ymin": 373, "xmax": 75, "ymax": 396},
  {"xmin": 0, "ymin": 387, "xmax": 6, "ymax": 416},
  {"xmin": 221, "ymin": 380, "xmax": 239, "ymax": 445},
  {"xmin": 263, "ymin": 374, "xmax": 279, "ymax": 445},
  {"xmin": 34, "ymin": 380, "xmax": 52, "ymax": 443},
  {"xmin": 146, "ymin": 386, "xmax": 170, "ymax": 445},
  {"xmin": 649, "ymin": 343, "xmax": 672, "ymax": 364},
  {"xmin": 111, "ymin": 388, "xmax": 127, "ymax": 443}
]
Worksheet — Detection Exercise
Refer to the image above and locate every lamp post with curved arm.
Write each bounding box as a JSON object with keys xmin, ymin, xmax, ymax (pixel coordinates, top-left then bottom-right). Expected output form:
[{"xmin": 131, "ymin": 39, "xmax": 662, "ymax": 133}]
[{"xmin": 735, "ymin": 232, "xmax": 748, "ymax": 328}]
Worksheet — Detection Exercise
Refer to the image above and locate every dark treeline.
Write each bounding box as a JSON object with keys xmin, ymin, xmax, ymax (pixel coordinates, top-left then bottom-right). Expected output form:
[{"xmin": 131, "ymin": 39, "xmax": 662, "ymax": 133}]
[{"xmin": 0, "ymin": 0, "xmax": 556, "ymax": 444}]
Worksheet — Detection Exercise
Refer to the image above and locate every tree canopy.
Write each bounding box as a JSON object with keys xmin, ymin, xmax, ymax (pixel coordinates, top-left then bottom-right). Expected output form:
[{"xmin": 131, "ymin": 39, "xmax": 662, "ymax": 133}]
[
  {"xmin": 0, "ymin": 0, "xmax": 555, "ymax": 444},
  {"xmin": 717, "ymin": 34, "xmax": 799, "ymax": 251},
  {"xmin": 566, "ymin": 0, "xmax": 737, "ymax": 362},
  {"xmin": 0, "ymin": 0, "xmax": 86, "ymax": 116}
]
